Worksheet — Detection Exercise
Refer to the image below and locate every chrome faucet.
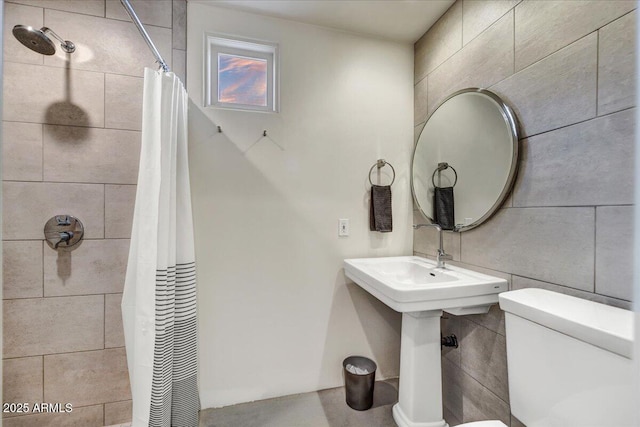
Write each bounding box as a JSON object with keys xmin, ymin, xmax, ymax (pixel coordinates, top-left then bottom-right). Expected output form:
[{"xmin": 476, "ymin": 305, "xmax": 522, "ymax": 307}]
[{"xmin": 413, "ymin": 223, "xmax": 453, "ymax": 268}]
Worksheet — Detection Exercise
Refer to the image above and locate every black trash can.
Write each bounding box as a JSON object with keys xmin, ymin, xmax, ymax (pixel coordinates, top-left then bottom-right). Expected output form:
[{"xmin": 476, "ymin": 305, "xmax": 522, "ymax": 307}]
[{"xmin": 343, "ymin": 356, "xmax": 377, "ymax": 411}]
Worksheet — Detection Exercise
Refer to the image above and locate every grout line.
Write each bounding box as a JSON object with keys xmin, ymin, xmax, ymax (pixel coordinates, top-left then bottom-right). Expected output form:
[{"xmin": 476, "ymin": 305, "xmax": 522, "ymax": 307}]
[
  {"xmin": 2, "ymin": 119, "xmax": 141, "ymax": 133},
  {"xmin": 595, "ymin": 29, "xmax": 600, "ymax": 116},
  {"xmin": 593, "ymin": 206, "xmax": 597, "ymax": 293},
  {"xmin": 41, "ymin": 354, "xmax": 45, "ymax": 402},
  {"xmin": 5, "ymin": 346, "xmax": 127, "ymax": 361},
  {"xmin": 3, "ymin": 179, "xmax": 138, "ymax": 186}
]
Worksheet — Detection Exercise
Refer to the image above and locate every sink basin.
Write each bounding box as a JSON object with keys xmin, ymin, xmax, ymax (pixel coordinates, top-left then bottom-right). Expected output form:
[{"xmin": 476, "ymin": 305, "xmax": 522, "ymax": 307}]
[{"xmin": 344, "ymin": 256, "xmax": 508, "ymax": 314}]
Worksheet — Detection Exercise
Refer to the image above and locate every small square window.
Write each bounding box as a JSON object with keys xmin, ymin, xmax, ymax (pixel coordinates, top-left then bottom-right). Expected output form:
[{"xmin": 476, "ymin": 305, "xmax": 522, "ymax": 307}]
[{"xmin": 205, "ymin": 34, "xmax": 278, "ymax": 112}]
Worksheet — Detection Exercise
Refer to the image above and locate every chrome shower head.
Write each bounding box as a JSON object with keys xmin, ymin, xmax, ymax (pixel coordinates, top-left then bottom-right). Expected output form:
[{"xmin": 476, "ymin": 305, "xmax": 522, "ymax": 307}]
[{"xmin": 12, "ymin": 25, "xmax": 75, "ymax": 55}]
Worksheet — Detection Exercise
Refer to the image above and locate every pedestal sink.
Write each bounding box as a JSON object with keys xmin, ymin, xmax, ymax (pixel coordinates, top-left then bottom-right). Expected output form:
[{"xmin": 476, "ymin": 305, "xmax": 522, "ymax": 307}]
[{"xmin": 344, "ymin": 256, "xmax": 507, "ymax": 427}]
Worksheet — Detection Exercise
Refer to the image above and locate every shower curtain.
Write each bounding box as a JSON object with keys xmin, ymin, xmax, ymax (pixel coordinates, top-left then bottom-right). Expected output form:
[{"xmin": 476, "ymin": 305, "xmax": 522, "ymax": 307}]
[{"xmin": 122, "ymin": 68, "xmax": 199, "ymax": 427}]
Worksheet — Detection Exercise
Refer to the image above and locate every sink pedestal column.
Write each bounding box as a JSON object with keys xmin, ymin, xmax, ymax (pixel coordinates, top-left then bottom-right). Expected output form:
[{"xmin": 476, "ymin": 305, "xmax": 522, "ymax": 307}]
[{"xmin": 392, "ymin": 310, "xmax": 448, "ymax": 427}]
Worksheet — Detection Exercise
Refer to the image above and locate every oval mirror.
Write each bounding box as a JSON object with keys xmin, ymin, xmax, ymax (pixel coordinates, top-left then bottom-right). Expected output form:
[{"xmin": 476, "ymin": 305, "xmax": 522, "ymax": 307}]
[{"xmin": 412, "ymin": 88, "xmax": 519, "ymax": 231}]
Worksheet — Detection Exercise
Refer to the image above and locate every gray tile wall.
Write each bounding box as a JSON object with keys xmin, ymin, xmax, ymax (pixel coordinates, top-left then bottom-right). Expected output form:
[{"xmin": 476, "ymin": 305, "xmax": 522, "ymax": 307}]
[
  {"xmin": 414, "ymin": 1, "xmax": 635, "ymax": 425},
  {"xmin": 2, "ymin": 1, "xmax": 187, "ymax": 426}
]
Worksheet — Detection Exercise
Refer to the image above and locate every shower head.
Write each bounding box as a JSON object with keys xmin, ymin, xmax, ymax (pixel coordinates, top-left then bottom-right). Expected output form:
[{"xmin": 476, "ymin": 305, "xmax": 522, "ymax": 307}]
[{"xmin": 12, "ymin": 25, "xmax": 75, "ymax": 55}]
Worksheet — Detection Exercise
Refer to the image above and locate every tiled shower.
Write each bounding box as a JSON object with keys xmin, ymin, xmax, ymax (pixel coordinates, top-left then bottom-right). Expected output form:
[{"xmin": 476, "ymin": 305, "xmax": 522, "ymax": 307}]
[{"xmin": 2, "ymin": 1, "xmax": 185, "ymax": 425}]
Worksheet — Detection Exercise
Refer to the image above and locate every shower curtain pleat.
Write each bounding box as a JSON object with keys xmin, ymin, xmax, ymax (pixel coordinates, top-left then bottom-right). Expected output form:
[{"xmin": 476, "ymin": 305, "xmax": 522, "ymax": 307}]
[{"xmin": 122, "ymin": 68, "xmax": 199, "ymax": 427}]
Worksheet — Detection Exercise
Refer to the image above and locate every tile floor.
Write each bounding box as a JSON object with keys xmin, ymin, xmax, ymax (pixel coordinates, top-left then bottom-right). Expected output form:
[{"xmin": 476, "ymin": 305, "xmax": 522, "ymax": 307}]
[{"xmin": 199, "ymin": 379, "xmax": 399, "ymax": 427}]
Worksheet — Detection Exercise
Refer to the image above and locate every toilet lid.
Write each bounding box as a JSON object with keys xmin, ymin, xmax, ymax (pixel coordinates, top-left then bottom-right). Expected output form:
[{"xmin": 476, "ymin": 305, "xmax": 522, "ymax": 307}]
[{"xmin": 458, "ymin": 421, "xmax": 507, "ymax": 427}]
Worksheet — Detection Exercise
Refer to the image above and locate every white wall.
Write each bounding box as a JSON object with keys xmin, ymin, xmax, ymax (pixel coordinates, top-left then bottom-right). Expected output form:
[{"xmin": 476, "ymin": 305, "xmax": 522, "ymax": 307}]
[{"xmin": 187, "ymin": 3, "xmax": 414, "ymax": 409}]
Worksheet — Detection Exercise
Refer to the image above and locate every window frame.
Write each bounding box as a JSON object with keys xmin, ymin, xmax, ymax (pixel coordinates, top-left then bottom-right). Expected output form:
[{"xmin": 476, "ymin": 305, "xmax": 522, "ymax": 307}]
[{"xmin": 204, "ymin": 33, "xmax": 279, "ymax": 112}]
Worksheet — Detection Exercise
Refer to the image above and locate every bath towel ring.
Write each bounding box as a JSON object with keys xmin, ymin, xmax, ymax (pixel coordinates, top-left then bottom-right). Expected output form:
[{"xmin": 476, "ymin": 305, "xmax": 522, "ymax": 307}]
[
  {"xmin": 369, "ymin": 159, "xmax": 396, "ymax": 186},
  {"xmin": 432, "ymin": 162, "xmax": 457, "ymax": 188}
]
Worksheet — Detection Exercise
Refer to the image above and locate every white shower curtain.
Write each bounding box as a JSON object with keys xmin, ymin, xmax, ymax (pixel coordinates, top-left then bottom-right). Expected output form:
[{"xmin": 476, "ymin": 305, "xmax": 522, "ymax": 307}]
[{"xmin": 122, "ymin": 68, "xmax": 199, "ymax": 427}]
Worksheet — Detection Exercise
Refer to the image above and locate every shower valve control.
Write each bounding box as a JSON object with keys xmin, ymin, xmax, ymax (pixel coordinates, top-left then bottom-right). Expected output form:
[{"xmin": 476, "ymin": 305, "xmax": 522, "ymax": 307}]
[{"xmin": 44, "ymin": 215, "xmax": 84, "ymax": 251}]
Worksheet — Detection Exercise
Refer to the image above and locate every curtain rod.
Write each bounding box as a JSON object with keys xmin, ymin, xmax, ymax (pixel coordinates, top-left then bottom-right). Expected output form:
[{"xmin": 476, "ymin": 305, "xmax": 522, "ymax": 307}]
[{"xmin": 120, "ymin": 0, "xmax": 170, "ymax": 72}]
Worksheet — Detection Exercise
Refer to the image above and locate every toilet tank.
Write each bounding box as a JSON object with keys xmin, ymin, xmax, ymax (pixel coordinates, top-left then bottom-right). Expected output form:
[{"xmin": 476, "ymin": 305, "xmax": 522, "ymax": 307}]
[{"xmin": 499, "ymin": 289, "xmax": 634, "ymax": 427}]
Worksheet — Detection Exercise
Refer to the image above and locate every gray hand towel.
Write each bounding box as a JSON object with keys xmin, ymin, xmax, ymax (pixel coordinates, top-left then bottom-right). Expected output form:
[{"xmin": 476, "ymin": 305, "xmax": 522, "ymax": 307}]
[
  {"xmin": 434, "ymin": 186, "xmax": 455, "ymax": 230},
  {"xmin": 370, "ymin": 185, "xmax": 392, "ymax": 232}
]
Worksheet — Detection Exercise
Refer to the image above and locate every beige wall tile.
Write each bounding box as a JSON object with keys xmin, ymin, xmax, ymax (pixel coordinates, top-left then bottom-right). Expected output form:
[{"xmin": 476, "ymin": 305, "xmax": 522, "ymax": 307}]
[
  {"xmin": 598, "ymin": 10, "xmax": 636, "ymax": 115},
  {"xmin": 173, "ymin": 0, "xmax": 187, "ymax": 50},
  {"xmin": 2, "ymin": 122, "xmax": 43, "ymax": 181},
  {"xmin": 514, "ymin": 0, "xmax": 635, "ymax": 71},
  {"xmin": 511, "ymin": 415, "xmax": 526, "ymax": 427},
  {"xmin": 462, "ymin": 0, "xmax": 520, "ymax": 45},
  {"xmin": 172, "ymin": 48, "xmax": 186, "ymax": 85},
  {"xmin": 414, "ymin": 76, "xmax": 428, "ymax": 126},
  {"xmin": 3, "ymin": 62, "xmax": 104, "ymax": 127},
  {"xmin": 8, "ymin": 0, "xmax": 105, "ymax": 17},
  {"xmin": 428, "ymin": 11, "xmax": 513, "ymax": 113},
  {"xmin": 415, "ymin": 1, "xmax": 462, "ymax": 83},
  {"xmin": 442, "ymin": 357, "xmax": 463, "ymax": 421},
  {"xmin": 3, "ymin": 182, "xmax": 104, "ymax": 240},
  {"xmin": 105, "ymin": 74, "xmax": 143, "ymax": 131},
  {"xmin": 3, "ymin": 356, "xmax": 43, "ymax": 416},
  {"xmin": 413, "ymin": 210, "xmax": 461, "ymax": 261},
  {"xmin": 511, "ymin": 275, "xmax": 632, "ymax": 310},
  {"xmin": 44, "ymin": 9, "xmax": 172, "ymax": 77},
  {"xmin": 106, "ymin": 185, "xmax": 136, "ymax": 239},
  {"xmin": 461, "ymin": 207, "xmax": 595, "ymax": 291},
  {"xmin": 44, "ymin": 239, "xmax": 130, "ymax": 296},
  {"xmin": 3, "ymin": 295, "xmax": 104, "ymax": 358},
  {"xmin": 460, "ymin": 370, "xmax": 510, "ymax": 425},
  {"xmin": 513, "ymin": 109, "xmax": 634, "ymax": 207},
  {"xmin": 3, "ymin": 241, "xmax": 43, "ymax": 299},
  {"xmin": 104, "ymin": 400, "xmax": 132, "ymax": 425},
  {"xmin": 492, "ymin": 33, "xmax": 597, "ymax": 137},
  {"xmin": 106, "ymin": 0, "xmax": 172, "ymax": 28},
  {"xmin": 414, "ymin": 123, "xmax": 425, "ymax": 146},
  {"xmin": 4, "ymin": 2, "xmax": 44, "ymax": 65},
  {"xmin": 44, "ymin": 348, "xmax": 131, "ymax": 407},
  {"xmin": 595, "ymin": 206, "xmax": 633, "ymax": 301},
  {"xmin": 467, "ymin": 303, "xmax": 505, "ymax": 337},
  {"xmin": 43, "ymin": 125, "xmax": 140, "ymax": 184},
  {"xmin": 3, "ymin": 405, "xmax": 103, "ymax": 427},
  {"xmin": 460, "ymin": 318, "xmax": 508, "ymax": 402},
  {"xmin": 105, "ymin": 293, "xmax": 125, "ymax": 348}
]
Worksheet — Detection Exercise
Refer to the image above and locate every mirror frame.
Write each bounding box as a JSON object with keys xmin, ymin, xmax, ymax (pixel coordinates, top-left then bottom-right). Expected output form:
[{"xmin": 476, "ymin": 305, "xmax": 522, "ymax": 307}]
[{"xmin": 411, "ymin": 88, "xmax": 520, "ymax": 232}]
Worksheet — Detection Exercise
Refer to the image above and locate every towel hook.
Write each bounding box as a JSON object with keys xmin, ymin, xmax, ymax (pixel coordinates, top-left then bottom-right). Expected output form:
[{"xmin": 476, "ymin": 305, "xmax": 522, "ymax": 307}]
[{"xmin": 368, "ymin": 159, "xmax": 396, "ymax": 186}]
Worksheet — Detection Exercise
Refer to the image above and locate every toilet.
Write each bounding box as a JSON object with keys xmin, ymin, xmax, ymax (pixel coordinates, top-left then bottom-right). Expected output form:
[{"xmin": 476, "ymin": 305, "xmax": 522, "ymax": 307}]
[{"xmin": 457, "ymin": 288, "xmax": 635, "ymax": 427}]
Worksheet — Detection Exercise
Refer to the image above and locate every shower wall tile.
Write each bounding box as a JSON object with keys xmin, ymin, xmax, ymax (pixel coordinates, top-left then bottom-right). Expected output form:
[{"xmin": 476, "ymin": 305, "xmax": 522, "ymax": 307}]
[
  {"xmin": 511, "ymin": 275, "xmax": 632, "ymax": 309},
  {"xmin": 3, "ymin": 62, "xmax": 105, "ymax": 127},
  {"xmin": 414, "ymin": 1, "xmax": 462, "ymax": 83},
  {"xmin": 172, "ymin": 48, "xmax": 186, "ymax": 85},
  {"xmin": 105, "ymin": 185, "xmax": 137, "ymax": 239},
  {"xmin": 2, "ymin": 405, "xmax": 104, "ymax": 427},
  {"xmin": 2, "ymin": 121, "xmax": 42, "ymax": 181},
  {"xmin": 512, "ymin": 109, "xmax": 634, "ymax": 207},
  {"xmin": 514, "ymin": 0, "xmax": 635, "ymax": 71},
  {"xmin": 106, "ymin": 0, "xmax": 173, "ymax": 28},
  {"xmin": 3, "ymin": 295, "xmax": 104, "ymax": 358},
  {"xmin": 428, "ymin": 11, "xmax": 513, "ymax": 114},
  {"xmin": 442, "ymin": 357, "xmax": 463, "ymax": 421},
  {"xmin": 459, "ymin": 319, "xmax": 509, "ymax": 402},
  {"xmin": 461, "ymin": 207, "xmax": 595, "ymax": 291},
  {"xmin": 491, "ymin": 33, "xmax": 597, "ymax": 137},
  {"xmin": 105, "ymin": 293, "xmax": 125, "ymax": 348},
  {"xmin": 3, "ymin": 2, "xmax": 44, "ymax": 65},
  {"xmin": 43, "ymin": 125, "xmax": 141, "ymax": 184},
  {"xmin": 595, "ymin": 206, "xmax": 633, "ymax": 301},
  {"xmin": 44, "ymin": 348, "xmax": 131, "ymax": 407},
  {"xmin": 3, "ymin": 356, "xmax": 43, "ymax": 417},
  {"xmin": 462, "ymin": 0, "xmax": 520, "ymax": 46},
  {"xmin": 105, "ymin": 74, "xmax": 144, "ymax": 131},
  {"xmin": 598, "ymin": 10, "xmax": 636, "ymax": 116},
  {"xmin": 7, "ymin": 0, "xmax": 105, "ymax": 17},
  {"xmin": 105, "ymin": 400, "xmax": 133, "ymax": 426},
  {"xmin": 3, "ymin": 241, "xmax": 43, "ymax": 299},
  {"xmin": 43, "ymin": 9, "xmax": 172, "ymax": 77},
  {"xmin": 2, "ymin": 182, "xmax": 104, "ymax": 240},
  {"xmin": 44, "ymin": 239, "xmax": 130, "ymax": 296},
  {"xmin": 173, "ymin": 0, "xmax": 187, "ymax": 50}
]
